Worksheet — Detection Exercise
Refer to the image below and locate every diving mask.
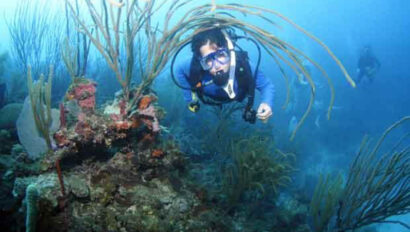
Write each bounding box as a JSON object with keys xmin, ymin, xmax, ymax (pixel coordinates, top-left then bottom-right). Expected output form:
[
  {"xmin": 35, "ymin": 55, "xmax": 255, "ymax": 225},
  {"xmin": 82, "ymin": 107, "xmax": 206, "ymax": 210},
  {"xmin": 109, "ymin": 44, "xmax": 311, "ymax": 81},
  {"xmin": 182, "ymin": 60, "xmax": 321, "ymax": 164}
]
[{"xmin": 199, "ymin": 48, "xmax": 230, "ymax": 71}]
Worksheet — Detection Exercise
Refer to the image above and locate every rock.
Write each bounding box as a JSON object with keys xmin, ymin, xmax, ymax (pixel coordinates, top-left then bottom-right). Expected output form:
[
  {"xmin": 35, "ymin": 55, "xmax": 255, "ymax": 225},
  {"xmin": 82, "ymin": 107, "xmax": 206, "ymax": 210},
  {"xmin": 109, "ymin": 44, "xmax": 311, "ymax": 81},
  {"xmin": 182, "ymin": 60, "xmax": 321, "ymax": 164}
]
[
  {"xmin": 13, "ymin": 174, "xmax": 61, "ymax": 208},
  {"xmin": 66, "ymin": 174, "xmax": 90, "ymax": 198},
  {"xmin": 0, "ymin": 103, "xmax": 23, "ymax": 129}
]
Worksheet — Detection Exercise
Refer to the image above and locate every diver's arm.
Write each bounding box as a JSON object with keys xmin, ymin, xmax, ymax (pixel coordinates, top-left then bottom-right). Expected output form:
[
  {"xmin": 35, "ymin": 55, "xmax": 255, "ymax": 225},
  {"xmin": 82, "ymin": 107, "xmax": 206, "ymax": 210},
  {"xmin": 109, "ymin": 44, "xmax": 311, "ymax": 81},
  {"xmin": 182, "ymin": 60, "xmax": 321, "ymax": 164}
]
[
  {"xmin": 176, "ymin": 58, "xmax": 202, "ymax": 113},
  {"xmin": 251, "ymin": 64, "xmax": 275, "ymax": 120},
  {"xmin": 253, "ymin": 64, "xmax": 275, "ymax": 109},
  {"xmin": 175, "ymin": 58, "xmax": 194, "ymax": 103}
]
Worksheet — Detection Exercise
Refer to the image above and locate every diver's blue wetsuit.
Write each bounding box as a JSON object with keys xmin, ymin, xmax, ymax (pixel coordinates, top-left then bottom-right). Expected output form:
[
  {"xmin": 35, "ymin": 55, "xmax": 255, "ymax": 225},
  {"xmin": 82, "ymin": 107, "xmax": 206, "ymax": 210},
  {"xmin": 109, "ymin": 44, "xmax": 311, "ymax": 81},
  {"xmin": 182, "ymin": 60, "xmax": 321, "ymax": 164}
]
[
  {"xmin": 176, "ymin": 58, "xmax": 275, "ymax": 108},
  {"xmin": 357, "ymin": 49, "xmax": 381, "ymax": 83}
]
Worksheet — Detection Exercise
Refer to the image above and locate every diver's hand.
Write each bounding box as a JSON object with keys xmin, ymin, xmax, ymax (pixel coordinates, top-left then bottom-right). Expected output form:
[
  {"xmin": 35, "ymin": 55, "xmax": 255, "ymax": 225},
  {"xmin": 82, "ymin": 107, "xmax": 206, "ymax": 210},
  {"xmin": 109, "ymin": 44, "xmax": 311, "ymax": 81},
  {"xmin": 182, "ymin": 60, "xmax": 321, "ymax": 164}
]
[
  {"xmin": 256, "ymin": 103, "xmax": 272, "ymax": 121},
  {"xmin": 188, "ymin": 101, "xmax": 200, "ymax": 113}
]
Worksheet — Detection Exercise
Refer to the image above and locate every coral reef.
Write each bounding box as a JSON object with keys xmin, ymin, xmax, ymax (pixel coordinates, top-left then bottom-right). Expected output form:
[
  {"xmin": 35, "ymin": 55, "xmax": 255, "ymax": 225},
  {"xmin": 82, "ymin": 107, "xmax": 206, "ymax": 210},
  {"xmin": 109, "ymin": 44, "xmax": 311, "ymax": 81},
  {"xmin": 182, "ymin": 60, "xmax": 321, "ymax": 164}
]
[
  {"xmin": 65, "ymin": 77, "xmax": 97, "ymax": 112},
  {"xmin": 11, "ymin": 143, "xmax": 230, "ymax": 232},
  {"xmin": 5, "ymin": 77, "xmax": 239, "ymax": 231},
  {"xmin": 1, "ymin": 74, "xmax": 315, "ymax": 231}
]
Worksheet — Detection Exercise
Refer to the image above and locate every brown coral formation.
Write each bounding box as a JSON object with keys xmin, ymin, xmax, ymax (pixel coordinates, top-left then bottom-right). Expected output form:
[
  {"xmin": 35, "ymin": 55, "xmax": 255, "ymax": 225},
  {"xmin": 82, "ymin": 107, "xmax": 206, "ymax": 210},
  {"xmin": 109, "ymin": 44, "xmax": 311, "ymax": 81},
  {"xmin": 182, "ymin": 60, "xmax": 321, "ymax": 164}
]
[{"xmin": 10, "ymin": 78, "xmax": 234, "ymax": 232}]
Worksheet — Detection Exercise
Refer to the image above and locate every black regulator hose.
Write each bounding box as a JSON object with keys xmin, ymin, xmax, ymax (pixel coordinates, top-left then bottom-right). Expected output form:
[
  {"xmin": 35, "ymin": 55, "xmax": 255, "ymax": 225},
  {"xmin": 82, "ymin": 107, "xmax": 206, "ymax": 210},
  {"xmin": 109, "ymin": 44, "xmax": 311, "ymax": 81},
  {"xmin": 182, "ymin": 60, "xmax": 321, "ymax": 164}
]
[
  {"xmin": 234, "ymin": 35, "xmax": 262, "ymax": 81},
  {"xmin": 233, "ymin": 35, "xmax": 262, "ymax": 114}
]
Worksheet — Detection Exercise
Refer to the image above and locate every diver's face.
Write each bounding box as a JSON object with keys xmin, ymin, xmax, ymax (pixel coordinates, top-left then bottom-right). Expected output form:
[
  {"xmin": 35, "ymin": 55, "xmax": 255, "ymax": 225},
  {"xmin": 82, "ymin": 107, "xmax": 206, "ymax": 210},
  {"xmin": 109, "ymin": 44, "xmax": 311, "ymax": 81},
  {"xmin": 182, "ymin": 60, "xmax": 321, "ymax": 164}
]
[{"xmin": 200, "ymin": 41, "xmax": 229, "ymax": 76}]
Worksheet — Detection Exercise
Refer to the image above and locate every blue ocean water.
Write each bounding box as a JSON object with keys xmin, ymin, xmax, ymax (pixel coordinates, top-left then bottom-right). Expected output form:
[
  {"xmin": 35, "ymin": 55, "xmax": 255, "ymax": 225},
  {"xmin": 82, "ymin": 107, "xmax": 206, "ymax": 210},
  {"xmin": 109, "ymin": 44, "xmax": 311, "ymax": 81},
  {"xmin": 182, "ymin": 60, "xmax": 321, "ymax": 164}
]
[{"xmin": 0, "ymin": 0, "xmax": 409, "ymax": 231}]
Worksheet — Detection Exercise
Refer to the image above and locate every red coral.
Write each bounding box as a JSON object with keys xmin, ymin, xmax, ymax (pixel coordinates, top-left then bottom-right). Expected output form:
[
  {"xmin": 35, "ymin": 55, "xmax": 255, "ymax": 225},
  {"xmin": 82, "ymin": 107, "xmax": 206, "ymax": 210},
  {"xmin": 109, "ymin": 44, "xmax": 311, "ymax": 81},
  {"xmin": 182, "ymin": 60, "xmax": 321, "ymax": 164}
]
[
  {"xmin": 151, "ymin": 149, "xmax": 164, "ymax": 158},
  {"xmin": 68, "ymin": 81, "xmax": 97, "ymax": 110},
  {"xmin": 74, "ymin": 83, "xmax": 96, "ymax": 98},
  {"xmin": 114, "ymin": 120, "xmax": 132, "ymax": 131},
  {"xmin": 138, "ymin": 95, "xmax": 153, "ymax": 110},
  {"xmin": 78, "ymin": 96, "xmax": 96, "ymax": 110}
]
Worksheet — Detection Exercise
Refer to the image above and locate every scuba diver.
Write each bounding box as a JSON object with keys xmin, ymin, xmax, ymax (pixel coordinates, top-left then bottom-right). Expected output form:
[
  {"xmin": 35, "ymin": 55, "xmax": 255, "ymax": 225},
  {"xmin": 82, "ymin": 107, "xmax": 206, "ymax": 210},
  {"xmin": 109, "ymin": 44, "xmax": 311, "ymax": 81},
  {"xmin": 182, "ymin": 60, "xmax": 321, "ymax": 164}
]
[
  {"xmin": 356, "ymin": 45, "xmax": 381, "ymax": 84},
  {"xmin": 172, "ymin": 27, "xmax": 274, "ymax": 123}
]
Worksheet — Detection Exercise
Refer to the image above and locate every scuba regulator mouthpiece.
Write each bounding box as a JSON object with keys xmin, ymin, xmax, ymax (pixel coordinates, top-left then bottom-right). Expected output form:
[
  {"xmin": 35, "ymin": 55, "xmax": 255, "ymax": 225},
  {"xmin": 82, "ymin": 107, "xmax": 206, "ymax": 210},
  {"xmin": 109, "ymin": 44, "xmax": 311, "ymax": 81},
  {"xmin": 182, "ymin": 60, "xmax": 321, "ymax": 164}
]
[{"xmin": 213, "ymin": 70, "xmax": 230, "ymax": 86}]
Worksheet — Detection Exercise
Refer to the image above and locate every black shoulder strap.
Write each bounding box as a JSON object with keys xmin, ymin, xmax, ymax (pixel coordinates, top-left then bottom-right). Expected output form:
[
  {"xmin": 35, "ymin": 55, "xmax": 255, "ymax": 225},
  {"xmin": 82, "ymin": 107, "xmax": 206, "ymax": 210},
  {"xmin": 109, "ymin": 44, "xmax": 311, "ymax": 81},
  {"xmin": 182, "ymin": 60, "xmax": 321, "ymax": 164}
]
[{"xmin": 235, "ymin": 51, "xmax": 255, "ymax": 112}]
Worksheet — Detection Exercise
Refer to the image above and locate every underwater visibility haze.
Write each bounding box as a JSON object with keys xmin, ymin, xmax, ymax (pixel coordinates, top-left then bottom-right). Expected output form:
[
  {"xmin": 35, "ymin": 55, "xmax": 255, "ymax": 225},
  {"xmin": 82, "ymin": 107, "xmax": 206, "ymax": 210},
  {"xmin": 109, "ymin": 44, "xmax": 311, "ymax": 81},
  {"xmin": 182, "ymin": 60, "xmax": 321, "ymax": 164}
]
[{"xmin": 0, "ymin": 0, "xmax": 409, "ymax": 231}]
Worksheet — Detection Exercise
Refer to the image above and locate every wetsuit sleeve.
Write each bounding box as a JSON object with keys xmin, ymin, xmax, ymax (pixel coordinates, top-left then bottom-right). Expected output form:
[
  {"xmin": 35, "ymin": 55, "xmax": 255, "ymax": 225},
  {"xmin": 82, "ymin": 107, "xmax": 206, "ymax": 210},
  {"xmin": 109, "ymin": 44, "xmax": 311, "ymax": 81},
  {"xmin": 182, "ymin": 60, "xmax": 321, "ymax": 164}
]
[
  {"xmin": 175, "ymin": 58, "xmax": 194, "ymax": 103},
  {"xmin": 251, "ymin": 63, "xmax": 275, "ymax": 108}
]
